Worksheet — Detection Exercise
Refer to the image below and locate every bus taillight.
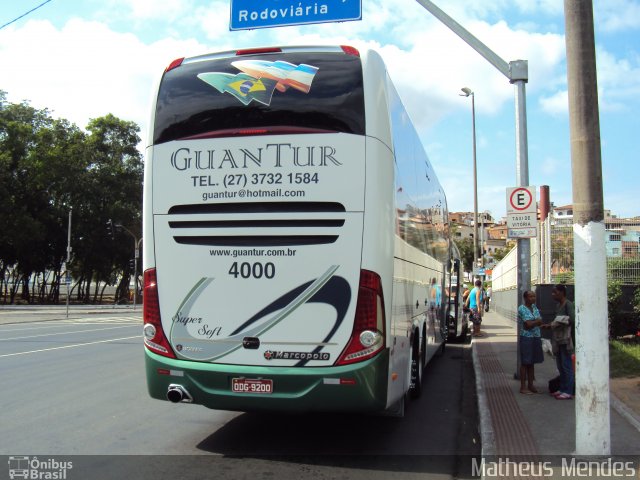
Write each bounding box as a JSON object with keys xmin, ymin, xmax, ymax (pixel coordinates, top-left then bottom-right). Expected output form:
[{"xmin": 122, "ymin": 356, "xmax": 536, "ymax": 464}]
[
  {"xmin": 336, "ymin": 270, "xmax": 385, "ymax": 365},
  {"xmin": 143, "ymin": 268, "xmax": 176, "ymax": 358},
  {"xmin": 164, "ymin": 57, "xmax": 184, "ymax": 73},
  {"xmin": 236, "ymin": 47, "xmax": 282, "ymax": 56}
]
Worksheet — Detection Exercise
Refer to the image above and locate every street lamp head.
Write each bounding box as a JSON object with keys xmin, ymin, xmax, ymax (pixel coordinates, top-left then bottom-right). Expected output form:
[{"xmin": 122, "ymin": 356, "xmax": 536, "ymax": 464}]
[{"xmin": 460, "ymin": 87, "xmax": 473, "ymax": 97}]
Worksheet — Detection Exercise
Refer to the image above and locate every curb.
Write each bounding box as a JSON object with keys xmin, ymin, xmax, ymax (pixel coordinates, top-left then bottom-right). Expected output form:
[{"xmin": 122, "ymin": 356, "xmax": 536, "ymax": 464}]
[
  {"xmin": 611, "ymin": 392, "xmax": 640, "ymax": 434},
  {"xmin": 471, "ymin": 340, "xmax": 496, "ymax": 457}
]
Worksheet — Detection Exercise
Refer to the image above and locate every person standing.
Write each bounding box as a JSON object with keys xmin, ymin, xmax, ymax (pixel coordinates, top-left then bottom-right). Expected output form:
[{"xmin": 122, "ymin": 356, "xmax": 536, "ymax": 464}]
[
  {"xmin": 517, "ymin": 290, "xmax": 544, "ymax": 394},
  {"xmin": 485, "ymin": 285, "xmax": 492, "ymax": 312},
  {"xmin": 465, "ymin": 279, "xmax": 484, "ymax": 337},
  {"xmin": 462, "ymin": 284, "xmax": 471, "ymax": 304},
  {"xmin": 550, "ymin": 284, "xmax": 575, "ymax": 399}
]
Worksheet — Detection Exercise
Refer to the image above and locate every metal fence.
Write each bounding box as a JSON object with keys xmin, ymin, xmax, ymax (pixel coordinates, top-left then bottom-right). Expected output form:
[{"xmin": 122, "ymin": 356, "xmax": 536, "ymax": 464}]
[
  {"xmin": 492, "ymin": 215, "xmax": 640, "ymax": 290},
  {"xmin": 548, "ymin": 216, "xmax": 640, "ymax": 285}
]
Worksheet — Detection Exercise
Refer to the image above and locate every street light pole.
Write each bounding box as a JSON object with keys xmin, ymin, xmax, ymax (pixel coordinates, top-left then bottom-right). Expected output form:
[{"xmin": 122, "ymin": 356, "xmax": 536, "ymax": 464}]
[
  {"xmin": 135, "ymin": 237, "xmax": 142, "ymax": 311},
  {"xmin": 66, "ymin": 207, "xmax": 72, "ymax": 319},
  {"xmin": 416, "ymin": 0, "xmax": 530, "ymax": 380},
  {"xmin": 116, "ymin": 224, "xmax": 139, "ymax": 311},
  {"xmin": 480, "ymin": 212, "xmax": 485, "ymax": 267},
  {"xmin": 461, "ymin": 87, "xmax": 479, "ymax": 276}
]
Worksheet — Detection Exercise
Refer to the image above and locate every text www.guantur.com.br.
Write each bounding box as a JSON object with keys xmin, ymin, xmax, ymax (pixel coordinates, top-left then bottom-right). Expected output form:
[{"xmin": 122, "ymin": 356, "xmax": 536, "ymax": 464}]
[{"xmin": 210, "ymin": 248, "xmax": 297, "ymax": 258}]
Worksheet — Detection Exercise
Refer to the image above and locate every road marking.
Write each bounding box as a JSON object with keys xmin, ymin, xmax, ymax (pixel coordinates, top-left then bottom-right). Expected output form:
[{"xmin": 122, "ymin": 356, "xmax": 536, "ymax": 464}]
[
  {"xmin": 0, "ymin": 324, "xmax": 139, "ymax": 341},
  {"xmin": 0, "ymin": 335, "xmax": 141, "ymax": 357}
]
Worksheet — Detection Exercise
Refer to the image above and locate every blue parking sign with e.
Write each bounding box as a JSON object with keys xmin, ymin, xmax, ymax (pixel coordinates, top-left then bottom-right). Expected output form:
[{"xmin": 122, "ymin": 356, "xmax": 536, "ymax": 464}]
[{"xmin": 230, "ymin": 0, "xmax": 362, "ymax": 30}]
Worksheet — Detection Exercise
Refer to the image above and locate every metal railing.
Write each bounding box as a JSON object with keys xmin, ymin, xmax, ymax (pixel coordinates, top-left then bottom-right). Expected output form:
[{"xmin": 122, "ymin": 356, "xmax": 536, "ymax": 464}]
[{"xmin": 492, "ymin": 215, "xmax": 640, "ymax": 290}]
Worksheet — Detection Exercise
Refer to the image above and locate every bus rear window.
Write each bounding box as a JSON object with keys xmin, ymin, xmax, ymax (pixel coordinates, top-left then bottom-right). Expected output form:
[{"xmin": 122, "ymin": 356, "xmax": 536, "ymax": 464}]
[{"xmin": 153, "ymin": 51, "xmax": 365, "ymax": 144}]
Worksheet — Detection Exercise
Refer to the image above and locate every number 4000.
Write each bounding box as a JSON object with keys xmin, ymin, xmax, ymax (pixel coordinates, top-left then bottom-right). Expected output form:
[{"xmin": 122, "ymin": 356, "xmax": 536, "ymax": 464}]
[{"xmin": 228, "ymin": 262, "xmax": 275, "ymax": 279}]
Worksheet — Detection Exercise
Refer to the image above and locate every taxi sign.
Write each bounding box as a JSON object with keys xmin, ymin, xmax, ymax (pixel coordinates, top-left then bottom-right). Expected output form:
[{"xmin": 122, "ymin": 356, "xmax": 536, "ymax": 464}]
[{"xmin": 507, "ymin": 212, "xmax": 537, "ymax": 229}]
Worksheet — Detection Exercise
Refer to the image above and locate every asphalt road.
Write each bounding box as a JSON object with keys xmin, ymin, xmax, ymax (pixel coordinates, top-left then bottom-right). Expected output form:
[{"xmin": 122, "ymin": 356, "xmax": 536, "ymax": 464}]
[{"xmin": 0, "ymin": 308, "xmax": 480, "ymax": 480}]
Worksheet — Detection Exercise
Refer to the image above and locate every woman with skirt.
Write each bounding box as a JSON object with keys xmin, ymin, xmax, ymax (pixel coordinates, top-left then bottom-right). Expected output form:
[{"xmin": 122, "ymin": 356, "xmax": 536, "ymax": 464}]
[{"xmin": 517, "ymin": 290, "xmax": 544, "ymax": 394}]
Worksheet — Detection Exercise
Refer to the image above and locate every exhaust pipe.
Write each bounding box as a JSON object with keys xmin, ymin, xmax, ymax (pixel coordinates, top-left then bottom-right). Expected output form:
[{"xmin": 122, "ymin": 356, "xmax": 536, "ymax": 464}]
[{"xmin": 167, "ymin": 384, "xmax": 193, "ymax": 403}]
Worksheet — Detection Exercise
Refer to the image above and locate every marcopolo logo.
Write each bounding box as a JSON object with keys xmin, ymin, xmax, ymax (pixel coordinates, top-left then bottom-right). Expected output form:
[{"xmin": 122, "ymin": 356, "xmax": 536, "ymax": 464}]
[
  {"xmin": 263, "ymin": 350, "xmax": 330, "ymax": 361},
  {"xmin": 8, "ymin": 456, "xmax": 73, "ymax": 479}
]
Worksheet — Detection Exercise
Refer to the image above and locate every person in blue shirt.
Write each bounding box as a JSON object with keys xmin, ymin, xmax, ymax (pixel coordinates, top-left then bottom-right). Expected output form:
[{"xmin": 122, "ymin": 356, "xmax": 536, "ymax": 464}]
[
  {"xmin": 517, "ymin": 290, "xmax": 544, "ymax": 394},
  {"xmin": 465, "ymin": 279, "xmax": 484, "ymax": 337}
]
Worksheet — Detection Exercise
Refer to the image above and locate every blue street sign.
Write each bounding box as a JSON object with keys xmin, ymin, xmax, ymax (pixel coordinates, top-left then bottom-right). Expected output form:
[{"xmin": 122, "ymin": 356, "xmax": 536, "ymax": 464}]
[{"xmin": 230, "ymin": 0, "xmax": 362, "ymax": 31}]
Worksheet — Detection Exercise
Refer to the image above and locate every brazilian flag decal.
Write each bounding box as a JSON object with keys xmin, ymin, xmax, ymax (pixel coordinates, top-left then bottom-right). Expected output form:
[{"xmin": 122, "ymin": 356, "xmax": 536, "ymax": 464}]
[{"xmin": 197, "ymin": 72, "xmax": 278, "ymax": 106}]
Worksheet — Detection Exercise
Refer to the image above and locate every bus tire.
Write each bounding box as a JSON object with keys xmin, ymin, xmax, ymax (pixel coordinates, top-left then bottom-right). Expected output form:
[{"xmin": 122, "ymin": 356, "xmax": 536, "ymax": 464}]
[
  {"xmin": 409, "ymin": 338, "xmax": 423, "ymax": 399},
  {"xmin": 463, "ymin": 318, "xmax": 472, "ymax": 344},
  {"xmin": 385, "ymin": 393, "xmax": 406, "ymax": 417}
]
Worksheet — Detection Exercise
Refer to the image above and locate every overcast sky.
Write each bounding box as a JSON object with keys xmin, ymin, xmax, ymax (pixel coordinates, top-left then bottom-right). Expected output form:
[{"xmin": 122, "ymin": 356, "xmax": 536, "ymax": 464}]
[{"xmin": 1, "ymin": 0, "xmax": 639, "ymax": 219}]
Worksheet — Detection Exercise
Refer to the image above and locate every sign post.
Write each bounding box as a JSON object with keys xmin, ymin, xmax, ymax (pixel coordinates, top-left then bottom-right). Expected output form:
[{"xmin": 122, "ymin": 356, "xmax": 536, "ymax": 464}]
[
  {"xmin": 506, "ymin": 186, "xmax": 537, "ymax": 239},
  {"xmin": 505, "ymin": 186, "xmax": 537, "ymax": 380},
  {"xmin": 230, "ymin": 0, "xmax": 362, "ymax": 30}
]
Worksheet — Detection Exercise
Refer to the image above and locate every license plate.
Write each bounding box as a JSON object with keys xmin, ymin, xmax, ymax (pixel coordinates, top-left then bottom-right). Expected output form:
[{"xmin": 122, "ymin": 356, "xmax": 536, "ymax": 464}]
[{"xmin": 231, "ymin": 378, "xmax": 273, "ymax": 394}]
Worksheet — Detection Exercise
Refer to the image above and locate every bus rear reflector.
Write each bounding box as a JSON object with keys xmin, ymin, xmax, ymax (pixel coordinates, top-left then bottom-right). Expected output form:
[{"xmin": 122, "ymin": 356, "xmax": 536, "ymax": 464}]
[
  {"xmin": 143, "ymin": 268, "xmax": 176, "ymax": 358},
  {"xmin": 336, "ymin": 270, "xmax": 385, "ymax": 365}
]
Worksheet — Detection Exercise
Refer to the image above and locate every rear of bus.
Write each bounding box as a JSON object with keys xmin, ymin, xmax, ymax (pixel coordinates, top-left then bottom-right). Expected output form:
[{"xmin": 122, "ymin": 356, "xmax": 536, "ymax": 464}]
[{"xmin": 143, "ymin": 46, "xmax": 394, "ymax": 412}]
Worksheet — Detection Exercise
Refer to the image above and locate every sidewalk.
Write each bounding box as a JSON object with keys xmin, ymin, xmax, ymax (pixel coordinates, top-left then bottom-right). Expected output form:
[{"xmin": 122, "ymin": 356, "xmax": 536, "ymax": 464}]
[
  {"xmin": 472, "ymin": 311, "xmax": 640, "ymax": 456},
  {"xmin": 0, "ymin": 304, "xmax": 139, "ymax": 325}
]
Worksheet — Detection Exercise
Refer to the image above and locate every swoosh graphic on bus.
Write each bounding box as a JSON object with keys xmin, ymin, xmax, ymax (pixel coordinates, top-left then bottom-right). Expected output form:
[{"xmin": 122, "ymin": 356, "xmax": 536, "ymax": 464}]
[
  {"xmin": 175, "ymin": 277, "xmax": 214, "ymax": 318},
  {"xmin": 228, "ymin": 273, "xmax": 352, "ymax": 366},
  {"xmin": 170, "ymin": 265, "xmax": 350, "ymax": 362},
  {"xmin": 291, "ymin": 275, "xmax": 351, "ymax": 367}
]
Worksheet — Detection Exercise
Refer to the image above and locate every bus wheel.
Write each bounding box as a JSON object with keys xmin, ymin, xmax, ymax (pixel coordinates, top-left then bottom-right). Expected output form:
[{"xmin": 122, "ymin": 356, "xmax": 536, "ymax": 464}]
[{"xmin": 409, "ymin": 339, "xmax": 423, "ymax": 399}]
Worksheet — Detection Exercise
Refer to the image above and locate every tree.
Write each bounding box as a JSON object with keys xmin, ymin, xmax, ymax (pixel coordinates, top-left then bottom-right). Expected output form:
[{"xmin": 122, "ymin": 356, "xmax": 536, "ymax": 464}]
[
  {"xmin": 0, "ymin": 95, "xmax": 55, "ymax": 302},
  {"xmin": 453, "ymin": 237, "xmax": 475, "ymax": 273},
  {"xmin": 0, "ymin": 91, "xmax": 143, "ymax": 305},
  {"xmin": 492, "ymin": 242, "xmax": 516, "ymax": 263},
  {"xmin": 78, "ymin": 114, "xmax": 143, "ymax": 303}
]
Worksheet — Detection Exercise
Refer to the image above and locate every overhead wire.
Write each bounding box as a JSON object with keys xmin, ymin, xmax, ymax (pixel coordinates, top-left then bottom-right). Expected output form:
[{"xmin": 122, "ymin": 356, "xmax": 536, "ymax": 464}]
[{"xmin": 0, "ymin": 0, "xmax": 54, "ymax": 31}]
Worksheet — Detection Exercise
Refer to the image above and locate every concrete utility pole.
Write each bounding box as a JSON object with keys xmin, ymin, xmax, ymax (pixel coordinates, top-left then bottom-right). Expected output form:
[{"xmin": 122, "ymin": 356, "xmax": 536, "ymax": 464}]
[{"xmin": 564, "ymin": 0, "xmax": 610, "ymax": 455}]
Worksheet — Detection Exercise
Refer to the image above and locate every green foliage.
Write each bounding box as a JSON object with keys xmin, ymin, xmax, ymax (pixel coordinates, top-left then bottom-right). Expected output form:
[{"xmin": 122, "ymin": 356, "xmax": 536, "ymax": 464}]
[
  {"xmin": 608, "ymin": 281, "xmax": 623, "ymax": 310},
  {"xmin": 491, "ymin": 244, "xmax": 515, "ymax": 263},
  {"xmin": 608, "ymin": 281, "xmax": 638, "ymax": 338},
  {"xmin": 0, "ymin": 92, "xmax": 142, "ymax": 304},
  {"xmin": 453, "ymin": 237, "xmax": 475, "ymax": 273},
  {"xmin": 553, "ymin": 271, "xmax": 575, "ymax": 284},
  {"xmin": 633, "ymin": 287, "xmax": 640, "ymax": 316},
  {"xmin": 607, "ymin": 258, "xmax": 640, "ymax": 284},
  {"xmin": 610, "ymin": 338, "xmax": 640, "ymax": 378}
]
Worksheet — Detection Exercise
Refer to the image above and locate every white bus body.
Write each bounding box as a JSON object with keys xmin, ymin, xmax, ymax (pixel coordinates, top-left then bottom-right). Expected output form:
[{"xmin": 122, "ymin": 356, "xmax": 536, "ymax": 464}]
[{"xmin": 143, "ymin": 45, "xmax": 460, "ymax": 414}]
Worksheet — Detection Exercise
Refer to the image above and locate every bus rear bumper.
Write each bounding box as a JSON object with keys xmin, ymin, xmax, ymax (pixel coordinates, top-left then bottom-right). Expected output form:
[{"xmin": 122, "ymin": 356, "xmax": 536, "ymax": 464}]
[{"xmin": 145, "ymin": 349, "xmax": 390, "ymax": 413}]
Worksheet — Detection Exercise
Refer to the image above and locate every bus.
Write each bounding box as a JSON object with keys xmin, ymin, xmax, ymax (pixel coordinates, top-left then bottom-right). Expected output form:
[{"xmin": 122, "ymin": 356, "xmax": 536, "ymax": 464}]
[{"xmin": 142, "ymin": 45, "xmax": 465, "ymax": 416}]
